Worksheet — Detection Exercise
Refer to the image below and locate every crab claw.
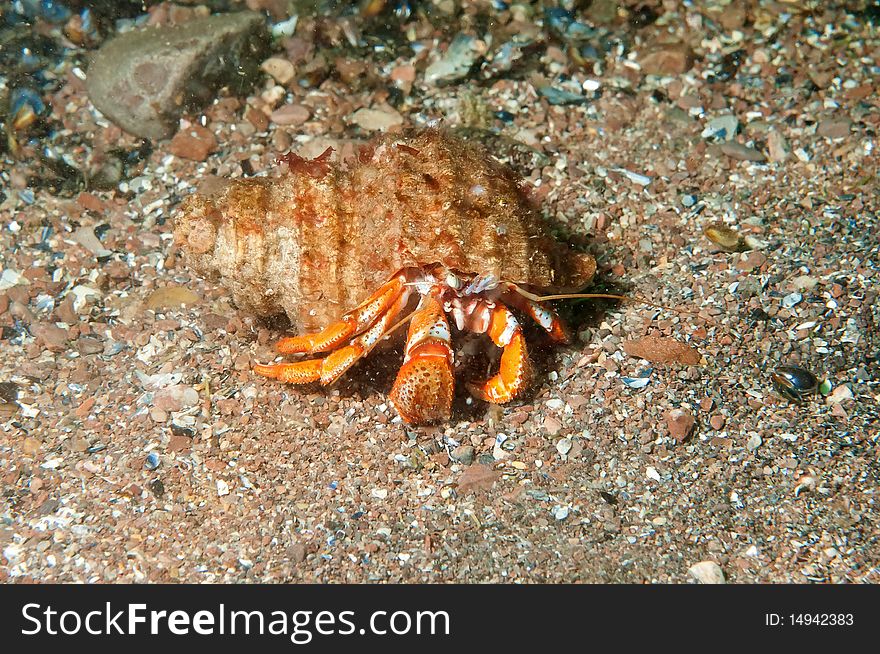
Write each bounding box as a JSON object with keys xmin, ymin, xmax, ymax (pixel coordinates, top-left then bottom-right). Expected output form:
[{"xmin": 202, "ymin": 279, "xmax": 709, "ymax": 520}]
[
  {"xmin": 389, "ymin": 297, "xmax": 454, "ymax": 424},
  {"xmin": 467, "ymin": 304, "xmax": 531, "ymax": 404}
]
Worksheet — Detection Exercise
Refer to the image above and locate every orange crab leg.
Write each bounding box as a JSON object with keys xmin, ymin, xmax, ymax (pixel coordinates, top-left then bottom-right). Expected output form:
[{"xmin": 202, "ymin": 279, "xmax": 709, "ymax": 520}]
[
  {"xmin": 255, "ymin": 288, "xmax": 411, "ymax": 386},
  {"xmin": 503, "ymin": 286, "xmax": 570, "ymax": 343},
  {"xmin": 467, "ymin": 304, "xmax": 531, "ymax": 404},
  {"xmin": 274, "ymin": 274, "xmax": 406, "ymax": 354},
  {"xmin": 389, "ymin": 296, "xmax": 455, "ymax": 424}
]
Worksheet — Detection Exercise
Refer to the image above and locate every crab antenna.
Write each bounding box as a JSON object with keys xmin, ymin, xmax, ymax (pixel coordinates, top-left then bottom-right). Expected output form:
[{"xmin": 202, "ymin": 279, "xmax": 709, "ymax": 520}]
[{"xmin": 509, "ymin": 285, "xmax": 700, "ymax": 318}]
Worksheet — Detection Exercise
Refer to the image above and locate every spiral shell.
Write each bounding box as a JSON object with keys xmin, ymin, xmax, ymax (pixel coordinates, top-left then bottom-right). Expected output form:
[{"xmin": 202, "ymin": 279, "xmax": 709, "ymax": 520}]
[{"xmin": 174, "ymin": 130, "xmax": 595, "ymax": 332}]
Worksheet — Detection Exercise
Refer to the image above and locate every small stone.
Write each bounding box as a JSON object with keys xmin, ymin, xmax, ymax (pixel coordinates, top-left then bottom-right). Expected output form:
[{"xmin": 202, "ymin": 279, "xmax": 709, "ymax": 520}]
[
  {"xmin": 216, "ymin": 479, "xmax": 230, "ymax": 496},
  {"xmin": 782, "ymin": 292, "xmax": 803, "ymax": 309},
  {"xmin": 709, "ymin": 414, "xmax": 726, "ymax": 430},
  {"xmin": 74, "ymin": 226, "xmax": 112, "ymax": 257},
  {"xmin": 817, "ymin": 118, "xmax": 851, "ymax": 139},
  {"xmin": 76, "ymin": 337, "xmax": 104, "ymax": 355},
  {"xmin": 287, "ymin": 543, "xmax": 307, "ymax": 564},
  {"xmin": 425, "ymin": 33, "xmax": 483, "ymax": 85},
  {"xmin": 390, "ymin": 65, "xmax": 416, "ymax": 83},
  {"xmin": 702, "ymin": 114, "xmax": 738, "ymax": 141},
  {"xmin": 825, "ymin": 385, "xmax": 853, "ymax": 405},
  {"xmin": 791, "ymin": 275, "xmax": 818, "ymax": 292},
  {"xmin": 85, "ymin": 12, "xmax": 269, "ymax": 139},
  {"xmin": 270, "ymin": 103, "xmax": 311, "ymax": 126},
  {"xmin": 350, "ymin": 107, "xmax": 403, "ymax": 132},
  {"xmin": 767, "ymin": 129, "xmax": 789, "ymax": 162},
  {"xmin": 552, "ymin": 505, "xmax": 570, "ymax": 521},
  {"xmin": 68, "ymin": 436, "xmax": 89, "ymax": 452},
  {"xmin": 145, "ymin": 286, "xmax": 200, "ymax": 310},
  {"xmin": 260, "ymin": 57, "xmax": 295, "ymax": 85},
  {"xmin": 76, "ymin": 192, "xmax": 106, "ymax": 213},
  {"xmin": 22, "ymin": 437, "xmax": 42, "ymax": 456},
  {"xmin": 688, "ymin": 561, "xmax": 726, "ymax": 584},
  {"xmin": 244, "ymin": 107, "xmax": 269, "ymax": 132},
  {"xmin": 34, "ymin": 324, "xmax": 69, "ymax": 352},
  {"xmin": 639, "ymin": 42, "xmax": 694, "ymax": 76},
  {"xmin": 746, "ymin": 432, "xmax": 762, "ymax": 451},
  {"xmin": 556, "ymin": 437, "xmax": 573, "ymax": 456},
  {"xmin": 153, "ymin": 384, "xmax": 199, "ymax": 412},
  {"xmin": 623, "ymin": 336, "xmax": 701, "ymax": 366},
  {"xmin": 54, "ymin": 296, "xmax": 79, "ymax": 324},
  {"xmin": 543, "ymin": 415, "xmax": 562, "ymax": 436},
  {"xmin": 144, "ymin": 452, "xmax": 160, "ymax": 470},
  {"xmin": 169, "ymin": 124, "xmax": 218, "ymax": 162},
  {"xmin": 735, "ymin": 251, "xmax": 767, "ymax": 272},
  {"xmin": 167, "ymin": 435, "xmax": 191, "ymax": 452},
  {"xmin": 720, "ymin": 141, "xmax": 766, "ymax": 162},
  {"xmin": 665, "ymin": 408, "xmax": 695, "ymax": 442},
  {"xmin": 450, "ymin": 445, "xmax": 475, "ymax": 465},
  {"xmin": 457, "ymin": 464, "xmax": 500, "ymax": 494}
]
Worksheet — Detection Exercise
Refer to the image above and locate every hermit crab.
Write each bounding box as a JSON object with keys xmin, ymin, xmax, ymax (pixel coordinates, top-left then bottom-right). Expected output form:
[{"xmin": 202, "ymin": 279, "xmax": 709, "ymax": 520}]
[{"xmin": 174, "ymin": 129, "xmax": 601, "ymax": 424}]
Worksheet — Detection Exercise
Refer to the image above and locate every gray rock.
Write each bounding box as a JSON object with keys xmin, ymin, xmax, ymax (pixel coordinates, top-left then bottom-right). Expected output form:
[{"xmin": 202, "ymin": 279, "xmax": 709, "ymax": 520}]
[
  {"xmin": 86, "ymin": 12, "xmax": 269, "ymax": 140},
  {"xmin": 451, "ymin": 445, "xmax": 475, "ymax": 465},
  {"xmin": 425, "ymin": 34, "xmax": 482, "ymax": 85},
  {"xmin": 688, "ymin": 560, "xmax": 726, "ymax": 584},
  {"xmin": 702, "ymin": 114, "xmax": 739, "ymax": 141}
]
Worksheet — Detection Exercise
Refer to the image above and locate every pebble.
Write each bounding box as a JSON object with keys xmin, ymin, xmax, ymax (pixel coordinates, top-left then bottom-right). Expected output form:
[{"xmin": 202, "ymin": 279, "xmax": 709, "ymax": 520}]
[
  {"xmin": 425, "ymin": 33, "xmax": 482, "ymax": 85},
  {"xmin": 350, "ymin": 107, "xmax": 403, "ymax": 131},
  {"xmin": 709, "ymin": 414, "xmax": 726, "ymax": 431},
  {"xmin": 145, "ymin": 286, "xmax": 200, "ymax": 310},
  {"xmin": 681, "ymin": 194, "xmax": 697, "ymax": 207},
  {"xmin": 73, "ymin": 226, "xmax": 112, "ymax": 257},
  {"xmin": 816, "ymin": 118, "xmax": 851, "ymax": 139},
  {"xmin": 702, "ymin": 114, "xmax": 738, "ymax": 141},
  {"xmin": 144, "ymin": 452, "xmax": 160, "ymax": 470},
  {"xmin": 260, "ymin": 57, "xmax": 295, "ymax": 85},
  {"xmin": 85, "ymin": 12, "xmax": 269, "ymax": 139},
  {"xmin": 556, "ymin": 437, "xmax": 573, "ymax": 456},
  {"xmin": 612, "ymin": 167, "xmax": 652, "ymax": 186},
  {"xmin": 767, "ymin": 129, "xmax": 789, "ymax": 162},
  {"xmin": 457, "ymin": 464, "xmax": 500, "ymax": 494},
  {"xmin": 746, "ymin": 432, "xmax": 762, "ymax": 451},
  {"xmin": 34, "ymin": 324, "xmax": 69, "ymax": 352},
  {"xmin": 0, "ymin": 269, "xmax": 28, "ymax": 291},
  {"xmin": 76, "ymin": 337, "xmax": 104, "ymax": 355},
  {"xmin": 624, "ymin": 336, "xmax": 700, "ymax": 366},
  {"xmin": 216, "ymin": 479, "xmax": 230, "ymax": 497},
  {"xmin": 720, "ymin": 142, "xmax": 766, "ymax": 162},
  {"xmin": 791, "ymin": 275, "xmax": 818, "ymax": 292},
  {"xmin": 450, "ymin": 445, "xmax": 475, "ymax": 465},
  {"xmin": 552, "ymin": 505, "xmax": 570, "ymax": 521},
  {"xmin": 22, "ymin": 437, "xmax": 41, "ymax": 456},
  {"xmin": 639, "ymin": 42, "xmax": 694, "ymax": 76},
  {"xmin": 688, "ymin": 561, "xmax": 726, "ymax": 584},
  {"xmin": 169, "ymin": 125, "xmax": 218, "ymax": 162},
  {"xmin": 270, "ymin": 104, "xmax": 311, "ymax": 126},
  {"xmin": 665, "ymin": 408, "xmax": 695, "ymax": 442},
  {"xmin": 542, "ymin": 415, "xmax": 562, "ymax": 436},
  {"xmin": 782, "ymin": 292, "xmax": 803, "ymax": 309},
  {"xmin": 825, "ymin": 385, "xmax": 853, "ymax": 405},
  {"xmin": 537, "ymin": 86, "xmax": 586, "ymax": 105},
  {"xmin": 152, "ymin": 385, "xmax": 200, "ymax": 412}
]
